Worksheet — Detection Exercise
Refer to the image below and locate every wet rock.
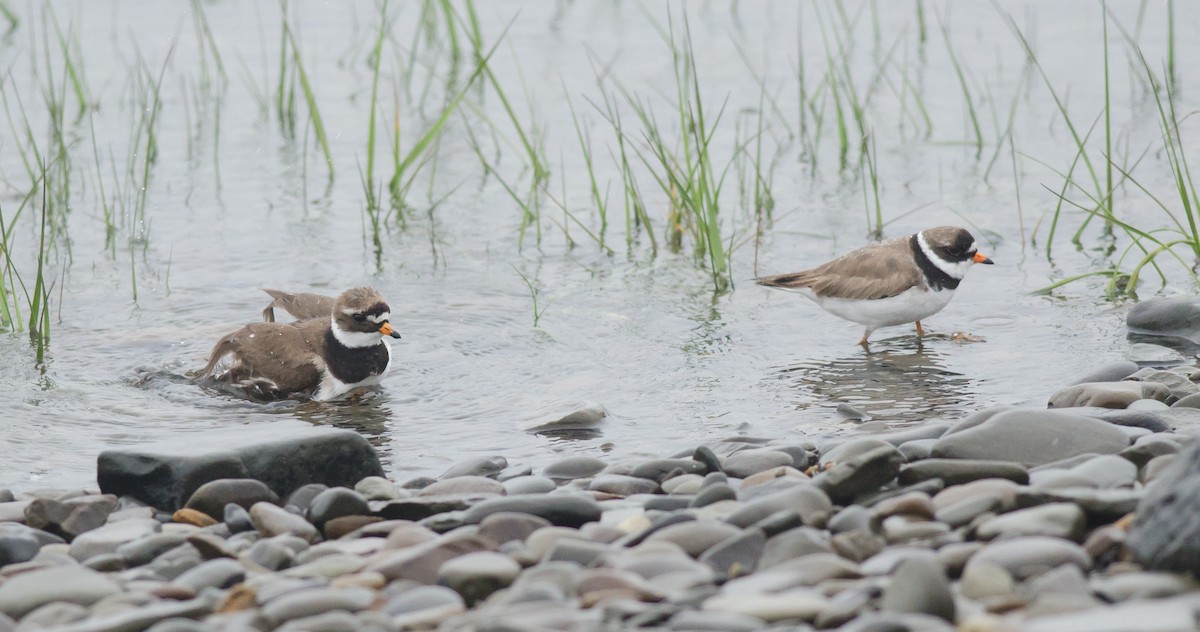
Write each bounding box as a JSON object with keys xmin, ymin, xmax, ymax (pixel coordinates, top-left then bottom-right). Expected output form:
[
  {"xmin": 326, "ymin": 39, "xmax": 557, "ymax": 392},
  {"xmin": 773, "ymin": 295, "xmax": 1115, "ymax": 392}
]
[
  {"xmin": 223, "ymin": 503, "xmax": 254, "ymax": 533},
  {"xmin": 53, "ymin": 593, "xmax": 219, "ymax": 632},
  {"xmin": 460, "ymin": 493, "xmax": 601, "ymax": 528},
  {"xmin": 873, "ymin": 491, "xmax": 935, "ymax": 520},
  {"xmin": 726, "ymin": 483, "xmax": 832, "ymax": 529},
  {"xmin": 1033, "ymin": 454, "xmax": 1137, "ymax": 489},
  {"xmin": 830, "ymin": 529, "xmax": 886, "ymax": 563},
  {"xmin": 117, "ymin": 532, "xmax": 189, "ymax": 566},
  {"xmin": 383, "ymin": 585, "xmax": 466, "ymax": 627},
  {"xmin": 250, "ymin": 502, "xmax": 320, "ymax": 542},
  {"xmin": 0, "ymin": 565, "xmax": 120, "ymax": 618},
  {"xmin": 98, "ymin": 423, "xmax": 382, "ymax": 511},
  {"xmin": 520, "ymin": 403, "xmax": 607, "ymax": 432},
  {"xmin": 966, "ymin": 536, "xmax": 1092, "ymax": 580},
  {"xmin": 960, "ymin": 560, "xmax": 1014, "ymax": 599},
  {"xmin": 698, "ymin": 528, "xmax": 765, "ymax": 577},
  {"xmin": 185, "ymin": 479, "xmax": 280, "ymax": 520},
  {"xmin": 354, "ymin": 476, "xmax": 400, "ymax": 500},
  {"xmin": 420, "ymin": 476, "xmax": 505, "ymax": 497},
  {"xmin": 172, "ymin": 508, "xmax": 218, "ymax": 527},
  {"xmin": 1171, "ymin": 392, "xmax": 1200, "ymax": 408},
  {"xmin": 306, "ymin": 487, "xmax": 370, "ymax": 530},
  {"xmin": 367, "ymin": 534, "xmax": 493, "ymax": 582},
  {"xmin": 629, "ymin": 458, "xmax": 707, "ymax": 481},
  {"xmin": 502, "ymin": 475, "xmax": 557, "ymax": 495},
  {"xmin": 661, "ymin": 473, "xmax": 704, "ymax": 494},
  {"xmin": 702, "ymin": 588, "xmax": 828, "ymax": 622},
  {"xmin": 881, "ymin": 556, "xmax": 954, "ymax": 622},
  {"xmin": 690, "ymin": 482, "xmax": 736, "ymax": 508},
  {"xmin": 1017, "ymin": 487, "xmax": 1141, "ymax": 522},
  {"xmin": 440, "ymin": 456, "xmax": 508, "ymax": 479},
  {"xmin": 645, "ymin": 520, "xmax": 741, "ymax": 558},
  {"xmin": 68, "ymin": 518, "xmax": 160, "ymax": 561},
  {"xmin": 542, "ymin": 456, "xmax": 606, "ymax": 482},
  {"xmin": 1049, "ymin": 381, "xmax": 1171, "ymax": 409},
  {"xmin": 261, "ymin": 587, "xmax": 375, "ymax": 627},
  {"xmin": 1128, "ymin": 439, "xmax": 1200, "ymax": 574},
  {"xmin": 172, "ymin": 558, "xmax": 245, "ymax": 591},
  {"xmin": 1127, "ymin": 296, "xmax": 1200, "ymax": 344},
  {"xmin": 812, "ymin": 444, "xmax": 904, "ymax": 502},
  {"xmin": 0, "ymin": 524, "xmax": 45, "ymax": 566},
  {"xmin": 588, "ymin": 474, "xmax": 659, "ymax": 496},
  {"xmin": 1067, "ymin": 360, "xmax": 1140, "ymax": 385},
  {"xmin": 438, "ymin": 551, "xmax": 521, "ymax": 605},
  {"xmin": 1090, "ymin": 571, "xmax": 1196, "ymax": 602},
  {"xmin": 285, "ymin": 483, "xmax": 328, "ymax": 512},
  {"xmin": 1125, "ymin": 342, "xmax": 1186, "ymax": 364},
  {"xmin": 692, "ymin": 446, "xmax": 724, "ymax": 473},
  {"xmin": 899, "ymin": 459, "xmax": 1028, "ymax": 486},
  {"xmin": 477, "ymin": 512, "xmax": 551, "ymax": 545},
  {"xmin": 932, "ymin": 409, "xmax": 1130, "ymax": 466},
  {"xmin": 23, "ymin": 495, "xmax": 117, "ymax": 540},
  {"xmin": 721, "ymin": 450, "xmax": 794, "ymax": 478},
  {"xmin": 1083, "ymin": 408, "xmax": 1173, "ymax": 432},
  {"xmin": 1127, "ymin": 368, "xmax": 1200, "ymax": 399},
  {"xmin": 20, "ymin": 602, "xmax": 89, "ymax": 628},
  {"xmin": 975, "ymin": 502, "xmax": 1086, "ymax": 541},
  {"xmin": 242, "ymin": 537, "xmax": 296, "ymax": 570}
]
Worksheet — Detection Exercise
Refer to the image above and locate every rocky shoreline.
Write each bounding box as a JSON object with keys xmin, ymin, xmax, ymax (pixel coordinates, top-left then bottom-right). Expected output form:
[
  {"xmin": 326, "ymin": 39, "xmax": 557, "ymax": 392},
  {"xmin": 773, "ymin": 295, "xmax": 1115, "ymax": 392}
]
[{"xmin": 3, "ymin": 299, "xmax": 1200, "ymax": 631}]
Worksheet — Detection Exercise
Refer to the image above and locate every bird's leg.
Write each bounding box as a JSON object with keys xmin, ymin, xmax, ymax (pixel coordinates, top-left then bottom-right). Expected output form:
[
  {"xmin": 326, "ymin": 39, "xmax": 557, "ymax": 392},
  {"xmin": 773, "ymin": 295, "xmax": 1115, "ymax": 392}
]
[
  {"xmin": 915, "ymin": 320, "xmax": 925, "ymax": 337},
  {"xmin": 858, "ymin": 328, "xmax": 872, "ymax": 348}
]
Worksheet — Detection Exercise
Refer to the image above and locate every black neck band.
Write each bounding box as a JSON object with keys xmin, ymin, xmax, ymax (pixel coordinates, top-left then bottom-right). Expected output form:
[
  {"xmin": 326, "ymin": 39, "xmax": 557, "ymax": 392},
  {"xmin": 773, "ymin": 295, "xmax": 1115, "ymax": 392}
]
[{"xmin": 910, "ymin": 234, "xmax": 960, "ymax": 291}]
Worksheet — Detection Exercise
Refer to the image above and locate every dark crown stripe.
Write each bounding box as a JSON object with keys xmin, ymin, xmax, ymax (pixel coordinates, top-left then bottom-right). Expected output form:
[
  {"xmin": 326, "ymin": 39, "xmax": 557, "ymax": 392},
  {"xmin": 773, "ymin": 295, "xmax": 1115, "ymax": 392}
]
[{"xmin": 909, "ymin": 234, "xmax": 960, "ymax": 291}]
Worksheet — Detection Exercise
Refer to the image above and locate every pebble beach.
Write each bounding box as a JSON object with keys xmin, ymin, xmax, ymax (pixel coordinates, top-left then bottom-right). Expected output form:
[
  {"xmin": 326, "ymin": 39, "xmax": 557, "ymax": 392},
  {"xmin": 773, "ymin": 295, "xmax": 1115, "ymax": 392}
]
[{"xmin": 0, "ymin": 298, "xmax": 1199, "ymax": 631}]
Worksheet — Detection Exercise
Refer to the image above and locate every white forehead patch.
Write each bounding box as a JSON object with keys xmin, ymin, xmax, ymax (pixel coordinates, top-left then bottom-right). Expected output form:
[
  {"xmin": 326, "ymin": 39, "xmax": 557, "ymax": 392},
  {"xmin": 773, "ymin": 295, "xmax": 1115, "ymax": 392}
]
[
  {"xmin": 367, "ymin": 312, "xmax": 391, "ymax": 324},
  {"xmin": 340, "ymin": 307, "xmax": 357, "ymax": 316}
]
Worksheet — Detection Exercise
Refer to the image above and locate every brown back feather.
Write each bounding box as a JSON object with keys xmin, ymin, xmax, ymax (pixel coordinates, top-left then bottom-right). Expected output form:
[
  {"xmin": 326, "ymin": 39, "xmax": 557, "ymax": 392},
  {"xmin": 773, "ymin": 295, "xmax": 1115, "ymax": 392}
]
[{"xmin": 756, "ymin": 236, "xmax": 924, "ymax": 300}]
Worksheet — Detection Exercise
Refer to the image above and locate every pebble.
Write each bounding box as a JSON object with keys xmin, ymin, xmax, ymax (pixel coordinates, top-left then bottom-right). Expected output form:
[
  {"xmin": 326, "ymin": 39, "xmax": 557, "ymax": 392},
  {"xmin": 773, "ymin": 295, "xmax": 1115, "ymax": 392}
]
[
  {"xmin": 0, "ymin": 565, "xmax": 120, "ymax": 618},
  {"xmin": 881, "ymin": 556, "xmax": 955, "ymax": 622},
  {"xmin": 932, "ymin": 409, "xmax": 1131, "ymax": 466},
  {"xmin": 966, "ymin": 536, "xmax": 1092, "ymax": 580},
  {"xmin": 249, "ymin": 502, "xmax": 320, "ymax": 542},
  {"xmin": 185, "ymin": 479, "xmax": 280, "ymax": 520},
  {"xmin": 720, "ymin": 449, "xmax": 794, "ymax": 478},
  {"xmin": 974, "ymin": 502, "xmax": 1086, "ymax": 541}
]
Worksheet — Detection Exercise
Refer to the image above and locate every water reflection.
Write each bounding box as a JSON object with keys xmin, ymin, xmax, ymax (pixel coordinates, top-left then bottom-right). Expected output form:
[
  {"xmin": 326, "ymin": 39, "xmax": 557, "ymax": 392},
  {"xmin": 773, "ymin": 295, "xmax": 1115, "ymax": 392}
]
[{"xmin": 772, "ymin": 337, "xmax": 976, "ymax": 423}]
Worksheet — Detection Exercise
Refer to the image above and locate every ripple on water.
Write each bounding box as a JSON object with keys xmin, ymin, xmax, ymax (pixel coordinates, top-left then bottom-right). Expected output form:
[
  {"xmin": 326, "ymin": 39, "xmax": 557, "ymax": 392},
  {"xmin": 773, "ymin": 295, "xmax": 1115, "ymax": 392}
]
[{"xmin": 771, "ymin": 337, "xmax": 977, "ymax": 423}]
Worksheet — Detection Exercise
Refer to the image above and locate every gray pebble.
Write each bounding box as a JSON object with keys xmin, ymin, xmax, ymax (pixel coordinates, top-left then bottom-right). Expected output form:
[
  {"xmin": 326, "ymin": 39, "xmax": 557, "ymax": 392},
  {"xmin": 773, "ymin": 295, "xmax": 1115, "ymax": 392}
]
[
  {"xmin": 542, "ymin": 456, "xmax": 606, "ymax": 482},
  {"xmin": 441, "ymin": 456, "xmax": 508, "ymax": 479},
  {"xmin": 721, "ymin": 450, "xmax": 794, "ymax": 478},
  {"xmin": 249, "ymin": 502, "xmax": 319, "ymax": 543},
  {"xmin": 881, "ymin": 556, "xmax": 954, "ymax": 622},
  {"xmin": 185, "ymin": 479, "xmax": 279, "ymax": 520},
  {"xmin": 501, "ymin": 475, "xmax": 557, "ymax": 495},
  {"xmin": 966, "ymin": 535, "xmax": 1092, "ymax": 580}
]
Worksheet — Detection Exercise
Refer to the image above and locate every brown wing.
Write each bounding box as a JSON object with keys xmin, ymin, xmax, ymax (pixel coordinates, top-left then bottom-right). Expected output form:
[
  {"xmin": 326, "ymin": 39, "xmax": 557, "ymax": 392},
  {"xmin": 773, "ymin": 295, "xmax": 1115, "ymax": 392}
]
[
  {"xmin": 262, "ymin": 289, "xmax": 336, "ymax": 322},
  {"xmin": 203, "ymin": 320, "xmax": 327, "ymax": 393},
  {"xmin": 756, "ymin": 237, "xmax": 924, "ymax": 300}
]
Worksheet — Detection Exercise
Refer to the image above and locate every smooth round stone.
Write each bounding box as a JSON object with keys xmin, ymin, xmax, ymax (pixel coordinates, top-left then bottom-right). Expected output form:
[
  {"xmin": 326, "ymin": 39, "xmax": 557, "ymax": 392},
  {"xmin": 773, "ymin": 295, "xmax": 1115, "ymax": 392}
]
[
  {"xmin": 68, "ymin": 518, "xmax": 160, "ymax": 561},
  {"xmin": 812, "ymin": 445, "xmax": 905, "ymax": 503},
  {"xmin": 960, "ymin": 559, "xmax": 1015, "ymax": 599},
  {"xmin": 441, "ymin": 456, "xmax": 507, "ymax": 479},
  {"xmin": 262, "ymin": 586, "xmax": 376, "ymax": 626},
  {"xmin": 223, "ymin": 504, "xmax": 254, "ymax": 533},
  {"xmin": 690, "ymin": 482, "xmax": 736, "ymax": 508},
  {"xmin": 1122, "ymin": 435, "xmax": 1182, "ymax": 469},
  {"xmin": 438, "ymin": 551, "xmax": 521, "ymax": 604},
  {"xmin": 898, "ymin": 439, "xmax": 936, "ymax": 462},
  {"xmin": 933, "ymin": 410, "xmax": 1131, "ymax": 466},
  {"xmin": 306, "ymin": 488, "xmax": 370, "ymax": 530},
  {"xmin": 185, "ymin": 479, "xmax": 280, "ymax": 520},
  {"xmin": 975, "ymin": 502, "xmax": 1085, "ymax": 541},
  {"xmin": 1129, "ymin": 368, "xmax": 1200, "ymax": 398},
  {"xmin": 698, "ymin": 528, "xmax": 766, "ymax": 577},
  {"xmin": 931, "ymin": 478, "xmax": 1019, "ymax": 512},
  {"xmin": 839, "ymin": 612, "xmax": 954, "ymax": 632},
  {"xmin": 934, "ymin": 494, "xmax": 1003, "ymax": 529},
  {"xmin": 281, "ymin": 553, "xmax": 366, "ymax": 579},
  {"xmin": 20, "ymin": 601, "xmax": 89, "ymax": 627},
  {"xmin": 284, "ymin": 484, "xmax": 328, "ymax": 513},
  {"xmin": 966, "ymin": 536, "xmax": 1092, "ymax": 580},
  {"xmin": 937, "ymin": 541, "xmax": 983, "ymax": 578},
  {"xmin": 899, "ymin": 459, "xmax": 1029, "ymax": 486},
  {"xmin": 830, "ymin": 529, "xmax": 886, "ymax": 563},
  {"xmin": 25, "ymin": 496, "xmax": 117, "ymax": 540},
  {"xmin": 1090, "ymin": 571, "xmax": 1197, "ymax": 602},
  {"xmin": 721, "ymin": 450, "xmax": 794, "ymax": 479},
  {"xmin": 502, "ymin": 476, "xmax": 557, "ymax": 495},
  {"xmin": 460, "ymin": 493, "xmax": 601, "ymax": 528},
  {"xmin": 477, "ymin": 512, "xmax": 551, "ymax": 546},
  {"xmin": 727, "ymin": 483, "xmax": 832, "ymax": 529},
  {"xmin": 881, "ymin": 556, "xmax": 954, "ymax": 622},
  {"xmin": 661, "ymin": 474, "xmax": 704, "ymax": 495},
  {"xmin": 874, "ymin": 491, "xmax": 935, "ymax": 520},
  {"xmin": 0, "ymin": 525, "xmax": 42, "ymax": 566},
  {"xmin": 274, "ymin": 610, "xmax": 359, "ymax": 632},
  {"xmin": 1067, "ymin": 360, "xmax": 1140, "ymax": 385},
  {"xmin": 383, "ymin": 523, "xmax": 439, "ymax": 550},
  {"xmin": 628, "ymin": 458, "xmax": 707, "ymax": 482},
  {"xmin": 354, "ymin": 476, "xmax": 401, "ymax": 501},
  {"xmin": 1128, "ymin": 398, "xmax": 1170, "ymax": 411},
  {"xmin": 702, "ymin": 588, "xmax": 829, "ymax": 622},
  {"xmin": 881, "ymin": 516, "xmax": 950, "ymax": 543},
  {"xmin": 420, "ymin": 476, "xmax": 505, "ymax": 497},
  {"xmin": 383, "ymin": 585, "xmax": 465, "ymax": 627},
  {"xmin": 1172, "ymin": 392, "xmax": 1200, "ymax": 408},
  {"xmin": 1023, "ymin": 595, "xmax": 1198, "ymax": 632},
  {"xmin": 741, "ymin": 466, "xmax": 807, "ymax": 491},
  {"xmin": 1049, "ymin": 381, "xmax": 1171, "ymax": 409},
  {"xmin": 1142, "ymin": 454, "xmax": 1177, "ymax": 484},
  {"xmin": 250, "ymin": 502, "xmax": 319, "ymax": 543},
  {"xmin": 324, "ymin": 515, "xmax": 383, "ymax": 540},
  {"xmin": 171, "ymin": 558, "xmax": 245, "ymax": 591},
  {"xmin": 241, "ymin": 538, "xmax": 297, "ymax": 571},
  {"xmin": 668, "ymin": 608, "xmax": 764, "ymax": 631},
  {"xmin": 542, "ymin": 456, "xmax": 606, "ymax": 482},
  {"xmin": 525, "ymin": 526, "xmax": 591, "ymax": 559},
  {"xmin": 588, "ymin": 474, "xmax": 659, "ymax": 496},
  {"xmin": 1044, "ymin": 454, "xmax": 1138, "ymax": 490},
  {"xmin": 644, "ymin": 521, "xmax": 742, "ymax": 558},
  {"xmin": 0, "ymin": 565, "xmax": 120, "ymax": 618},
  {"xmin": 818, "ymin": 438, "xmax": 894, "ymax": 467},
  {"xmin": 171, "ymin": 508, "xmax": 217, "ymax": 528},
  {"xmin": 860, "ymin": 547, "xmax": 939, "ymax": 576}
]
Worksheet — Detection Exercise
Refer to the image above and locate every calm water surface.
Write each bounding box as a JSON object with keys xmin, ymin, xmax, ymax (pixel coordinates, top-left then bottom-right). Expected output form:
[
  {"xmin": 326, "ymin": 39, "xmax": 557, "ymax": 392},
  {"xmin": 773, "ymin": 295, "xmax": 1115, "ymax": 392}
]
[{"xmin": 0, "ymin": 1, "xmax": 1191, "ymax": 489}]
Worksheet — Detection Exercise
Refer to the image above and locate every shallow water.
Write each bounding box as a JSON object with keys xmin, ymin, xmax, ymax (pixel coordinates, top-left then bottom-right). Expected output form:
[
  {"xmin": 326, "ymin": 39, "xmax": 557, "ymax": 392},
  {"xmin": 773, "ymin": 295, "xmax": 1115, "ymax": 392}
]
[{"xmin": 0, "ymin": 1, "xmax": 1193, "ymax": 489}]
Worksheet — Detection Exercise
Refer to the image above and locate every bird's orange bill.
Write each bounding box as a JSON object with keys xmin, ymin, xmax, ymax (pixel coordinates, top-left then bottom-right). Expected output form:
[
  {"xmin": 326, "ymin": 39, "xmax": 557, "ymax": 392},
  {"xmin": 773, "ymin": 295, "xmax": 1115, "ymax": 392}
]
[
  {"xmin": 378, "ymin": 322, "xmax": 401, "ymax": 338},
  {"xmin": 973, "ymin": 252, "xmax": 994, "ymax": 265}
]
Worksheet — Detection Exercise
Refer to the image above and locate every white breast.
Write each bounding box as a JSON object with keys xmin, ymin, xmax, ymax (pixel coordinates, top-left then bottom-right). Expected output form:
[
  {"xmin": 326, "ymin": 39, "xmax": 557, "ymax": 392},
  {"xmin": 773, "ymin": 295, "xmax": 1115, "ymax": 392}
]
[{"xmin": 803, "ymin": 286, "xmax": 956, "ymax": 329}]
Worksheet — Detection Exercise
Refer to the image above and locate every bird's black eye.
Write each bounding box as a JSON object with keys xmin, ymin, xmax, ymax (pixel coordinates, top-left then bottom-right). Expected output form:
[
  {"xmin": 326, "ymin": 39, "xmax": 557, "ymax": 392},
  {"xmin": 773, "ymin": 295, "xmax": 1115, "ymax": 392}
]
[{"xmin": 353, "ymin": 313, "xmax": 367, "ymax": 323}]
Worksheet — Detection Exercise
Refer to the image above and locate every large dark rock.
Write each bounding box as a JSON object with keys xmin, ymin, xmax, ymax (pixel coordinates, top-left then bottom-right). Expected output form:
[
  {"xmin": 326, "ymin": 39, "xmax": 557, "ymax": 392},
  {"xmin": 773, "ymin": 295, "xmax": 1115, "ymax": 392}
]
[
  {"xmin": 1127, "ymin": 297, "xmax": 1200, "ymax": 349},
  {"xmin": 1128, "ymin": 440, "xmax": 1200, "ymax": 574},
  {"xmin": 97, "ymin": 422, "xmax": 383, "ymax": 511}
]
